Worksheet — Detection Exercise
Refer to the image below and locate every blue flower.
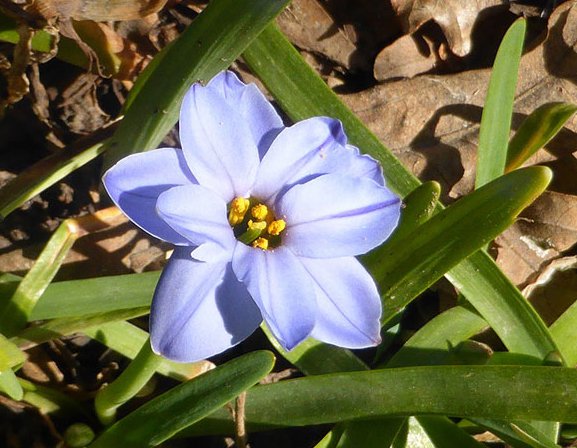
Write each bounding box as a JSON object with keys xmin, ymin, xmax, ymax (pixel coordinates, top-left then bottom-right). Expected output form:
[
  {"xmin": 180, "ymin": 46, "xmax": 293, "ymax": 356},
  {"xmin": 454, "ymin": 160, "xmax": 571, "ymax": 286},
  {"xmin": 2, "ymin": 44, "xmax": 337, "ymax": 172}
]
[{"xmin": 103, "ymin": 71, "xmax": 401, "ymax": 362}]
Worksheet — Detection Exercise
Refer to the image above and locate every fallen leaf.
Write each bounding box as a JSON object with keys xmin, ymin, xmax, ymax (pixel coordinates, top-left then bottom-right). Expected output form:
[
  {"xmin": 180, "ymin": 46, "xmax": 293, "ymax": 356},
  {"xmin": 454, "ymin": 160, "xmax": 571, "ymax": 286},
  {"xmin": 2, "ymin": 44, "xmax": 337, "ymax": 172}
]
[
  {"xmin": 344, "ymin": 0, "xmax": 577, "ymax": 201},
  {"xmin": 73, "ymin": 20, "xmax": 150, "ymax": 80},
  {"xmin": 522, "ymin": 256, "xmax": 577, "ymax": 325},
  {"xmin": 277, "ymin": 0, "xmax": 400, "ymax": 72},
  {"xmin": 373, "ymin": 33, "xmax": 437, "ymax": 80},
  {"xmin": 277, "ymin": 0, "xmax": 360, "ymax": 70},
  {"xmin": 391, "ymin": 0, "xmax": 505, "ymax": 56},
  {"xmin": 31, "ymin": 0, "xmax": 168, "ymax": 22},
  {"xmin": 493, "ymin": 190, "xmax": 577, "ymax": 287},
  {"xmin": 517, "ymin": 190, "xmax": 577, "ymax": 253}
]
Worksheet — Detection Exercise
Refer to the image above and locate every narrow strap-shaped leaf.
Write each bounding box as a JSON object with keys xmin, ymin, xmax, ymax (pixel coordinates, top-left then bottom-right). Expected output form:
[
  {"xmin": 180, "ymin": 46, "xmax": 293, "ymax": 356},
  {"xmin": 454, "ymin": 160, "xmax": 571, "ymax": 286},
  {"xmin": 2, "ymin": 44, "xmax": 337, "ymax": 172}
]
[
  {"xmin": 183, "ymin": 365, "xmax": 577, "ymax": 435},
  {"xmin": 33, "ymin": 272, "xmax": 160, "ymax": 320},
  {"xmin": 417, "ymin": 416, "xmax": 486, "ymax": 448},
  {"xmin": 387, "ymin": 306, "xmax": 487, "ymax": 368},
  {"xmin": 372, "ymin": 167, "xmax": 551, "ymax": 324},
  {"xmin": 90, "ymin": 351, "xmax": 275, "ymax": 448},
  {"xmin": 472, "ymin": 419, "xmax": 561, "ymax": 448},
  {"xmin": 507, "ymin": 102, "xmax": 577, "ymax": 172},
  {"xmin": 12, "ymin": 307, "xmax": 149, "ymax": 349},
  {"xmin": 0, "ymin": 207, "xmax": 125, "ymax": 335},
  {"xmin": 0, "ymin": 222, "xmax": 76, "ymax": 335},
  {"xmin": 550, "ymin": 299, "xmax": 577, "ymax": 366},
  {"xmin": 362, "ymin": 181, "xmax": 440, "ymax": 270},
  {"xmin": 0, "ymin": 138, "xmax": 107, "ymax": 220},
  {"xmin": 0, "ymin": 334, "xmax": 26, "ymax": 400},
  {"xmin": 476, "ymin": 19, "xmax": 526, "ymax": 188},
  {"xmin": 83, "ymin": 321, "xmax": 210, "ymax": 381}
]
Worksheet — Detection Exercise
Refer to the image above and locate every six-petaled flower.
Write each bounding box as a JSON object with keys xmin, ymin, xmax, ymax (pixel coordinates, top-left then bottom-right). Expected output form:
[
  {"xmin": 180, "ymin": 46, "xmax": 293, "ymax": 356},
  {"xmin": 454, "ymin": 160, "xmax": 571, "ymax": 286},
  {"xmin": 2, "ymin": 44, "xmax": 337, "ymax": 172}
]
[{"xmin": 103, "ymin": 71, "xmax": 401, "ymax": 362}]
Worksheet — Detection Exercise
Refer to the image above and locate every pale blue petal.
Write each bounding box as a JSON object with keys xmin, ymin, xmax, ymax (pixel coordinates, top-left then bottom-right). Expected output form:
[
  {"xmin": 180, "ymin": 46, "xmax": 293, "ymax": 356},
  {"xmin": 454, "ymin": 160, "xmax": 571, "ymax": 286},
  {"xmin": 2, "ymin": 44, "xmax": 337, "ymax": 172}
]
[
  {"xmin": 103, "ymin": 147, "xmax": 195, "ymax": 245},
  {"xmin": 252, "ymin": 117, "xmax": 384, "ymax": 203},
  {"xmin": 279, "ymin": 173, "xmax": 401, "ymax": 258},
  {"xmin": 150, "ymin": 247, "xmax": 262, "ymax": 362},
  {"xmin": 232, "ymin": 244, "xmax": 316, "ymax": 350},
  {"xmin": 156, "ymin": 184, "xmax": 236, "ymax": 262},
  {"xmin": 179, "ymin": 75, "xmax": 261, "ymax": 201},
  {"xmin": 205, "ymin": 71, "xmax": 284, "ymax": 159},
  {"xmin": 300, "ymin": 257, "xmax": 382, "ymax": 348}
]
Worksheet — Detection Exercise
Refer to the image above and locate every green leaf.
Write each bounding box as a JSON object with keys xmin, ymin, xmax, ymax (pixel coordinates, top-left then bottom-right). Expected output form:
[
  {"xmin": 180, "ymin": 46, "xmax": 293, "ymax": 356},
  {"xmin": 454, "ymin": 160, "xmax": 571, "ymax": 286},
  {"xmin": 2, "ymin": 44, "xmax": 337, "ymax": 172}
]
[
  {"xmin": 333, "ymin": 418, "xmax": 406, "ymax": 448},
  {"xmin": 33, "ymin": 272, "xmax": 159, "ymax": 320},
  {"xmin": 0, "ymin": 334, "xmax": 26, "ymax": 400},
  {"xmin": 90, "ymin": 351, "xmax": 275, "ymax": 448},
  {"xmin": 20, "ymin": 377, "xmax": 91, "ymax": 417},
  {"xmin": 185, "ymin": 365, "xmax": 577, "ymax": 435},
  {"xmin": 0, "ymin": 139, "xmax": 107, "ymax": 220},
  {"xmin": 83, "ymin": 321, "xmax": 208, "ymax": 381},
  {"xmin": 476, "ymin": 19, "xmax": 526, "ymax": 188},
  {"xmin": 371, "ymin": 166, "xmax": 552, "ymax": 324},
  {"xmin": 472, "ymin": 419, "xmax": 561, "ymax": 448},
  {"xmin": 12, "ymin": 307, "xmax": 149, "ymax": 349},
  {"xmin": 507, "ymin": 102, "xmax": 577, "ymax": 172},
  {"xmin": 0, "ymin": 368, "xmax": 23, "ymax": 400},
  {"xmin": 0, "ymin": 221, "xmax": 78, "ymax": 336},
  {"xmin": 417, "ymin": 416, "xmax": 485, "ymax": 448},
  {"xmin": 550, "ymin": 299, "xmax": 577, "ymax": 366},
  {"xmin": 387, "ymin": 306, "xmax": 487, "ymax": 368}
]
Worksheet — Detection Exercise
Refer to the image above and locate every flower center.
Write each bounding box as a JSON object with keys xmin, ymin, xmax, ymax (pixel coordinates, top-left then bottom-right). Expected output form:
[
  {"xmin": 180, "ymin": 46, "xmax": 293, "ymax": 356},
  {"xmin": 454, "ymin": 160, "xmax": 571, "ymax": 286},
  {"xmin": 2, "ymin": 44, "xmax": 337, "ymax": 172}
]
[{"xmin": 228, "ymin": 197, "xmax": 286, "ymax": 250}]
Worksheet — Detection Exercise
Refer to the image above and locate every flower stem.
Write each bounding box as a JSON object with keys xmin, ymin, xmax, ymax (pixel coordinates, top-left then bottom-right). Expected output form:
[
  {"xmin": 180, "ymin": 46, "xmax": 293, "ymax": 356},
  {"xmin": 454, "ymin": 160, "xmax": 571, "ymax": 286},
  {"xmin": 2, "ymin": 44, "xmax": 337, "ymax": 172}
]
[{"xmin": 94, "ymin": 337, "xmax": 162, "ymax": 425}]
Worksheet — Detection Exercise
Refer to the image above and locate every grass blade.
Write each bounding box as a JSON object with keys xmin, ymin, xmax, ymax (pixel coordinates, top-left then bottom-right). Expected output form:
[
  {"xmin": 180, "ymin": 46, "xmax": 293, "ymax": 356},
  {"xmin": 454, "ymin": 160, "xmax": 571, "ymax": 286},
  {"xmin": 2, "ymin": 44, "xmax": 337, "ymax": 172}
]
[
  {"xmin": 476, "ymin": 19, "xmax": 526, "ymax": 188},
  {"xmin": 507, "ymin": 102, "xmax": 577, "ymax": 172}
]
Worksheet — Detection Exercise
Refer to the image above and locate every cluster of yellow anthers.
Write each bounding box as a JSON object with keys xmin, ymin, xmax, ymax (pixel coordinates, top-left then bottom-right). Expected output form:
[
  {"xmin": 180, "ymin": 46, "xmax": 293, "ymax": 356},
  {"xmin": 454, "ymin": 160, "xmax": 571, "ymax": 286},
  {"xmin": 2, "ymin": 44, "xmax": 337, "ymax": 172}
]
[{"xmin": 228, "ymin": 197, "xmax": 286, "ymax": 250}]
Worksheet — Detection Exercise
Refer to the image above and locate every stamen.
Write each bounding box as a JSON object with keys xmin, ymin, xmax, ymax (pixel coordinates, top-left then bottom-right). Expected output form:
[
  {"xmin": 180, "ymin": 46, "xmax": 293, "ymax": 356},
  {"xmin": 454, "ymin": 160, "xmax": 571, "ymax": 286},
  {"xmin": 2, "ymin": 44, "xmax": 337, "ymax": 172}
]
[
  {"xmin": 268, "ymin": 219, "xmax": 286, "ymax": 236},
  {"xmin": 248, "ymin": 220, "xmax": 266, "ymax": 231},
  {"xmin": 228, "ymin": 197, "xmax": 250, "ymax": 225},
  {"xmin": 252, "ymin": 237, "xmax": 269, "ymax": 250},
  {"xmin": 251, "ymin": 204, "xmax": 269, "ymax": 221}
]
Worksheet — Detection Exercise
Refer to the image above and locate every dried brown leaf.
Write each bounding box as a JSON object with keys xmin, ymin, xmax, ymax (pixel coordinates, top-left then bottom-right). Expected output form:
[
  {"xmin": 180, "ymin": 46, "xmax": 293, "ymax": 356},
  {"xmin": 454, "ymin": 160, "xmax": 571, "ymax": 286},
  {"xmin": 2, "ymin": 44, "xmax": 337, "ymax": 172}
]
[
  {"xmin": 32, "ymin": 0, "xmax": 167, "ymax": 21},
  {"xmin": 522, "ymin": 256, "xmax": 577, "ymax": 325},
  {"xmin": 73, "ymin": 20, "xmax": 150, "ymax": 80},
  {"xmin": 494, "ymin": 190, "xmax": 577, "ymax": 287},
  {"xmin": 344, "ymin": 0, "xmax": 577, "ymax": 202},
  {"xmin": 277, "ymin": 0, "xmax": 359, "ymax": 70},
  {"xmin": 391, "ymin": 0, "xmax": 504, "ymax": 56},
  {"xmin": 277, "ymin": 0, "xmax": 401, "ymax": 72},
  {"xmin": 374, "ymin": 33, "xmax": 437, "ymax": 80}
]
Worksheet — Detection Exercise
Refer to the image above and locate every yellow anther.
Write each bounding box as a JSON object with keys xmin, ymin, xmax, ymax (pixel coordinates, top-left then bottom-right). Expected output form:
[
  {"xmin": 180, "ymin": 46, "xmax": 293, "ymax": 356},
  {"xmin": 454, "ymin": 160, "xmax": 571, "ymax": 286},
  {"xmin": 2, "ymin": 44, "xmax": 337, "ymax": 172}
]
[
  {"xmin": 248, "ymin": 220, "xmax": 267, "ymax": 231},
  {"xmin": 251, "ymin": 203, "xmax": 269, "ymax": 221},
  {"xmin": 228, "ymin": 197, "xmax": 250, "ymax": 226},
  {"xmin": 268, "ymin": 219, "xmax": 286, "ymax": 236},
  {"xmin": 252, "ymin": 237, "xmax": 269, "ymax": 250}
]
